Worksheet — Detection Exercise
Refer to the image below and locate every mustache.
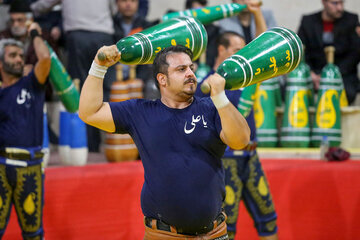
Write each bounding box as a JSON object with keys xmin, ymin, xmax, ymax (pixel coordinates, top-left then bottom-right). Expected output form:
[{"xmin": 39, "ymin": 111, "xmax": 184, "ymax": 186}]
[{"xmin": 184, "ymin": 78, "xmax": 196, "ymax": 84}]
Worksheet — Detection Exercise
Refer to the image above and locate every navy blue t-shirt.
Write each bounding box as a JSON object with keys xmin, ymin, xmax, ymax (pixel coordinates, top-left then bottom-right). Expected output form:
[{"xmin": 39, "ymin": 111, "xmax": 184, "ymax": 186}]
[
  {"xmin": 0, "ymin": 71, "xmax": 45, "ymax": 148},
  {"xmin": 110, "ymin": 97, "xmax": 226, "ymax": 232}
]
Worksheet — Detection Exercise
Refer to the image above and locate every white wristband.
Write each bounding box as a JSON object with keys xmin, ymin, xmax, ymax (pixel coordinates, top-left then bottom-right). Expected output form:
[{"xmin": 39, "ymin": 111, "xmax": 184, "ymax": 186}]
[
  {"xmin": 88, "ymin": 61, "xmax": 108, "ymax": 79},
  {"xmin": 211, "ymin": 91, "xmax": 230, "ymax": 109}
]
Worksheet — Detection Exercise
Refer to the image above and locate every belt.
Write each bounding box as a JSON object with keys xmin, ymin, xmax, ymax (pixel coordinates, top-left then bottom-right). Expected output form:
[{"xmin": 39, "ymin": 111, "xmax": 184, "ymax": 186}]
[
  {"xmin": 242, "ymin": 142, "xmax": 257, "ymax": 152},
  {"xmin": 0, "ymin": 149, "xmax": 44, "ymax": 160},
  {"xmin": 230, "ymin": 142, "xmax": 257, "ymax": 156},
  {"xmin": 144, "ymin": 212, "xmax": 226, "ymax": 236}
]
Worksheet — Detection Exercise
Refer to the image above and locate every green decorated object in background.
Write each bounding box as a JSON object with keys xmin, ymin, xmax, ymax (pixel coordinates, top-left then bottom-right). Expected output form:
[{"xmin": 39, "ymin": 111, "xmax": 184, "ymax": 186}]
[
  {"xmin": 114, "ymin": 17, "xmax": 207, "ymax": 65},
  {"xmin": 162, "ymin": 3, "xmax": 247, "ymax": 25},
  {"xmin": 302, "ymin": 55, "xmax": 314, "ymax": 107},
  {"xmin": 311, "ymin": 46, "xmax": 342, "ymax": 147},
  {"xmin": 299, "ymin": 46, "xmax": 314, "ymax": 106},
  {"xmin": 273, "ymin": 76, "xmax": 283, "ymax": 108},
  {"xmin": 254, "ymin": 79, "xmax": 279, "ymax": 147},
  {"xmin": 237, "ymin": 84, "xmax": 258, "ymax": 118},
  {"xmin": 216, "ymin": 27, "xmax": 303, "ymax": 90},
  {"xmin": 46, "ymin": 42, "xmax": 79, "ymax": 113},
  {"xmin": 281, "ymin": 60, "xmax": 311, "ymax": 148}
]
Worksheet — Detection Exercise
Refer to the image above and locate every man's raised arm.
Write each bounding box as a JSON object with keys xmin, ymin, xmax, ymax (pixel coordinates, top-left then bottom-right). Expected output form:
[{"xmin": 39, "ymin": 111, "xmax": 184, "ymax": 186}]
[{"xmin": 78, "ymin": 45, "xmax": 120, "ymax": 133}]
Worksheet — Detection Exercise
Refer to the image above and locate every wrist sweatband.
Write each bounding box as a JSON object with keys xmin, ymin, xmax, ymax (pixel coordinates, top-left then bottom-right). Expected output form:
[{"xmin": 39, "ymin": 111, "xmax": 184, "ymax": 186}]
[
  {"xmin": 30, "ymin": 29, "xmax": 41, "ymax": 40},
  {"xmin": 211, "ymin": 91, "xmax": 230, "ymax": 109},
  {"xmin": 88, "ymin": 61, "xmax": 108, "ymax": 79}
]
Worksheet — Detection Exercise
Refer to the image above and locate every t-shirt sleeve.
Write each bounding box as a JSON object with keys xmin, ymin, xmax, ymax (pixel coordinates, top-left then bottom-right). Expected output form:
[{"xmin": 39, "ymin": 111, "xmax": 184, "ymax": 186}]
[
  {"xmin": 214, "ymin": 111, "xmax": 222, "ymax": 136},
  {"xmin": 28, "ymin": 70, "xmax": 45, "ymax": 90},
  {"xmin": 109, "ymin": 99, "xmax": 137, "ymax": 134}
]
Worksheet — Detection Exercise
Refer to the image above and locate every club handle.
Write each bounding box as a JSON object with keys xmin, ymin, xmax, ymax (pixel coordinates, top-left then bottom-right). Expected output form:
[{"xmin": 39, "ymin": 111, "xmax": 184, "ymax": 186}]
[{"xmin": 200, "ymin": 82, "xmax": 211, "ymax": 94}]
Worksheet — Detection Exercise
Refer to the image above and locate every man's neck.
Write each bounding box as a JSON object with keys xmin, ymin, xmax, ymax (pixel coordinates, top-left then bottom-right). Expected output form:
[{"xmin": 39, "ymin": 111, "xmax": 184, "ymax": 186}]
[
  {"xmin": 160, "ymin": 93, "xmax": 194, "ymax": 109},
  {"xmin": 122, "ymin": 15, "xmax": 135, "ymax": 24},
  {"xmin": 322, "ymin": 11, "xmax": 335, "ymax": 22},
  {"xmin": 0, "ymin": 73, "xmax": 20, "ymax": 88}
]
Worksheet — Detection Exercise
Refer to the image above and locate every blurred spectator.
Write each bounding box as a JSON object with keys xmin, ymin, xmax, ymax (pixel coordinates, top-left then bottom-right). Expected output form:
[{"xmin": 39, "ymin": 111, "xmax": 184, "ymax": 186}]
[
  {"xmin": 0, "ymin": 21, "xmax": 51, "ymax": 239},
  {"xmin": 218, "ymin": 0, "xmax": 287, "ymax": 100},
  {"xmin": 218, "ymin": 0, "xmax": 277, "ymax": 43},
  {"xmin": 31, "ymin": 0, "xmax": 117, "ymax": 152},
  {"xmin": 0, "ymin": 0, "xmax": 55, "ymax": 71},
  {"xmin": 138, "ymin": 0, "xmax": 148, "ymax": 18},
  {"xmin": 0, "ymin": 0, "xmax": 65, "ymax": 149},
  {"xmin": 32, "ymin": 3, "xmax": 64, "ymax": 47},
  {"xmin": 113, "ymin": 0, "xmax": 154, "ymax": 83},
  {"xmin": 217, "ymin": 1, "xmax": 280, "ymax": 240},
  {"xmin": 185, "ymin": 0, "xmax": 220, "ymax": 69},
  {"xmin": 298, "ymin": 0, "xmax": 360, "ymax": 104},
  {"xmin": 0, "ymin": 2, "xmax": 10, "ymax": 32},
  {"xmin": 185, "ymin": 0, "xmax": 205, "ymax": 9}
]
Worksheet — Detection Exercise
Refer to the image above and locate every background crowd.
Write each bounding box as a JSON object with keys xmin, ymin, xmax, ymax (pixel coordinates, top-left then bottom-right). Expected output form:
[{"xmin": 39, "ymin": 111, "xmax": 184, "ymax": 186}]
[
  {"xmin": 0, "ymin": 0, "xmax": 359, "ymax": 154},
  {"xmin": 0, "ymin": 0, "xmax": 359, "ymax": 239}
]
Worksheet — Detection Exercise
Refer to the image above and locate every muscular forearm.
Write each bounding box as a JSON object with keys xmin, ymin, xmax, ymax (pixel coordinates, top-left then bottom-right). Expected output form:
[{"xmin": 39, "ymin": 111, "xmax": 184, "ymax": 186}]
[
  {"xmin": 200, "ymin": 73, "xmax": 250, "ymax": 149},
  {"xmin": 33, "ymin": 36, "xmax": 50, "ymax": 60},
  {"xmin": 219, "ymin": 104, "xmax": 250, "ymax": 150},
  {"xmin": 253, "ymin": 10, "xmax": 267, "ymax": 37},
  {"xmin": 31, "ymin": 27, "xmax": 50, "ymax": 84}
]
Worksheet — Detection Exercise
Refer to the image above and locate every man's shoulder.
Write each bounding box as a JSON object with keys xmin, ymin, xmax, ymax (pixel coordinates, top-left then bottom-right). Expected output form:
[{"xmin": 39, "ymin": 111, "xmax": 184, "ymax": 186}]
[
  {"xmin": 8, "ymin": 71, "xmax": 38, "ymax": 90},
  {"xmin": 341, "ymin": 11, "xmax": 359, "ymax": 21},
  {"xmin": 127, "ymin": 98, "xmax": 153, "ymax": 104},
  {"xmin": 193, "ymin": 96, "xmax": 216, "ymax": 109},
  {"xmin": 117, "ymin": 98, "xmax": 157, "ymax": 107},
  {"xmin": 301, "ymin": 11, "xmax": 322, "ymax": 22},
  {"xmin": 24, "ymin": 70, "xmax": 43, "ymax": 88}
]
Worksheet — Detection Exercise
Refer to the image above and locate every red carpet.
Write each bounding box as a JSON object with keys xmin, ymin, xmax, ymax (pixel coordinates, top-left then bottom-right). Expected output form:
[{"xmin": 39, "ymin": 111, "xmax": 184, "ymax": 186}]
[{"xmin": 3, "ymin": 159, "xmax": 360, "ymax": 240}]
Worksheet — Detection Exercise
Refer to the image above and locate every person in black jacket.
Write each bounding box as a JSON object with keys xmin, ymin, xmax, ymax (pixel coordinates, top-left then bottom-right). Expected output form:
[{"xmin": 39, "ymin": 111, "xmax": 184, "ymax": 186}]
[
  {"xmin": 113, "ymin": 0, "xmax": 155, "ymax": 87},
  {"xmin": 298, "ymin": 0, "xmax": 360, "ymax": 104}
]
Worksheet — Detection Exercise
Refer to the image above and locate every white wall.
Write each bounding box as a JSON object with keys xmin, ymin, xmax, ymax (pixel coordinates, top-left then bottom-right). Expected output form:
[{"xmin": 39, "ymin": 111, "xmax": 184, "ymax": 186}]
[{"xmin": 148, "ymin": 0, "xmax": 360, "ymax": 32}]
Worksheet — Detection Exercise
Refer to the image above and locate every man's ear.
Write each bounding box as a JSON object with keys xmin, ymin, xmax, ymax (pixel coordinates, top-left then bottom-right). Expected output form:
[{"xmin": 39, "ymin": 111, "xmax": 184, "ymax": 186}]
[{"xmin": 157, "ymin": 73, "xmax": 167, "ymax": 87}]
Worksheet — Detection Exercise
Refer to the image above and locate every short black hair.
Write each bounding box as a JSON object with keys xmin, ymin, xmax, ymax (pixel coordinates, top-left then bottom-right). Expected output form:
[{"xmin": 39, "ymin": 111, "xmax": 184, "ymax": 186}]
[
  {"xmin": 9, "ymin": 0, "xmax": 31, "ymax": 13},
  {"xmin": 152, "ymin": 45, "xmax": 193, "ymax": 88},
  {"xmin": 216, "ymin": 31, "xmax": 245, "ymax": 48},
  {"xmin": 185, "ymin": 0, "xmax": 208, "ymax": 9}
]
